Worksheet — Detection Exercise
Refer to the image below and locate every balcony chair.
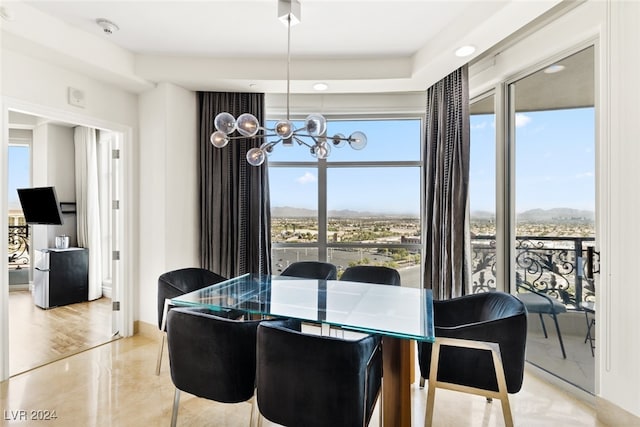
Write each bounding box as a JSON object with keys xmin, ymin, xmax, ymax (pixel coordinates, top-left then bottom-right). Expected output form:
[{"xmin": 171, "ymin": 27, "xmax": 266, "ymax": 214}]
[
  {"xmin": 256, "ymin": 321, "xmax": 382, "ymax": 427},
  {"xmin": 156, "ymin": 267, "xmax": 238, "ymax": 375},
  {"xmin": 340, "ymin": 265, "xmax": 401, "ymax": 286},
  {"xmin": 516, "ymin": 281, "xmax": 567, "ymax": 359},
  {"xmin": 280, "ymin": 261, "xmax": 338, "ymax": 280},
  {"xmin": 417, "ymin": 291, "xmax": 527, "ymax": 427},
  {"xmin": 166, "ymin": 307, "xmax": 297, "ymax": 427}
]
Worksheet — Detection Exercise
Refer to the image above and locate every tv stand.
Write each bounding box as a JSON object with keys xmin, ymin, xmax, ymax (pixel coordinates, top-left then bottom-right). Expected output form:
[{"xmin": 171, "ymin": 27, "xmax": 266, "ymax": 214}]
[{"xmin": 33, "ymin": 248, "xmax": 89, "ymax": 309}]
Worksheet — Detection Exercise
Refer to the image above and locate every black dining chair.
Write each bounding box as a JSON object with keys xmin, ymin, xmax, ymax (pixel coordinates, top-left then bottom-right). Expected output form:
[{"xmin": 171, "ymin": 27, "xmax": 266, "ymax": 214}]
[
  {"xmin": 340, "ymin": 265, "xmax": 401, "ymax": 286},
  {"xmin": 156, "ymin": 267, "xmax": 237, "ymax": 375},
  {"xmin": 417, "ymin": 291, "xmax": 527, "ymax": 427},
  {"xmin": 335, "ymin": 265, "xmax": 401, "ymax": 337},
  {"xmin": 256, "ymin": 321, "xmax": 382, "ymax": 427},
  {"xmin": 166, "ymin": 307, "xmax": 298, "ymax": 427},
  {"xmin": 280, "ymin": 261, "xmax": 338, "ymax": 280}
]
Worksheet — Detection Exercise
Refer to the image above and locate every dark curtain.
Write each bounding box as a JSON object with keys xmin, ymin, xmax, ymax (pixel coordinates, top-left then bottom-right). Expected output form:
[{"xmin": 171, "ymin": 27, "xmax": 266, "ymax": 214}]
[
  {"xmin": 422, "ymin": 65, "xmax": 471, "ymax": 300},
  {"xmin": 198, "ymin": 92, "xmax": 271, "ymax": 277}
]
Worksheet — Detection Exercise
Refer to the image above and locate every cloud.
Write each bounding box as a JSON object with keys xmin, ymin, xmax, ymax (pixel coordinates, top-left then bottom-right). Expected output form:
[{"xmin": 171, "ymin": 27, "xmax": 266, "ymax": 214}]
[
  {"xmin": 515, "ymin": 113, "xmax": 532, "ymax": 127},
  {"xmin": 471, "ymin": 122, "xmax": 487, "ymax": 130},
  {"xmin": 296, "ymin": 172, "xmax": 317, "ymax": 184}
]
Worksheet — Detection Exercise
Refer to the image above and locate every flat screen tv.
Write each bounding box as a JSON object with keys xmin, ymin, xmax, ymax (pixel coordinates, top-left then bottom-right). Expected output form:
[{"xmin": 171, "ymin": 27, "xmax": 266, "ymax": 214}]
[{"xmin": 17, "ymin": 186, "xmax": 64, "ymax": 225}]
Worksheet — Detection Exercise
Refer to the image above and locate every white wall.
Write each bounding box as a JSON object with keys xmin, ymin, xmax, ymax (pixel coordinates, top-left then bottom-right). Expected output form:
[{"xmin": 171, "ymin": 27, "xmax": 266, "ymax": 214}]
[
  {"xmin": 31, "ymin": 123, "xmax": 76, "ymax": 249},
  {"xmin": 469, "ymin": 0, "xmax": 640, "ymax": 421},
  {"xmin": 600, "ymin": 0, "xmax": 640, "ymax": 420},
  {"xmin": 1, "ymin": 46, "xmax": 139, "ymax": 380},
  {"xmin": 138, "ymin": 82, "xmax": 199, "ymax": 327}
]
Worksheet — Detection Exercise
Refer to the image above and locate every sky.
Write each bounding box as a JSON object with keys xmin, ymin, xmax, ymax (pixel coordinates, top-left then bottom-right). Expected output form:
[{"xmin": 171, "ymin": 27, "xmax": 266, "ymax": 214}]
[
  {"xmin": 7, "ymin": 145, "xmax": 30, "ymax": 210},
  {"xmin": 7, "ymin": 108, "xmax": 595, "ymax": 216},
  {"xmin": 470, "ymin": 107, "xmax": 595, "ymax": 213},
  {"xmin": 267, "ymin": 119, "xmax": 422, "ymax": 216},
  {"xmin": 268, "ymin": 107, "xmax": 595, "ymax": 216}
]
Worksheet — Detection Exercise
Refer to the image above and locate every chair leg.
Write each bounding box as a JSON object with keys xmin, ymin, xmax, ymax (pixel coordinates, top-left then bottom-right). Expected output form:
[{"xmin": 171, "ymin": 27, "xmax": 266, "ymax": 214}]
[
  {"xmin": 489, "ymin": 343, "xmax": 513, "ymax": 427},
  {"xmin": 538, "ymin": 313, "xmax": 549, "ymax": 338},
  {"xmin": 550, "ymin": 312, "xmax": 567, "ymax": 359},
  {"xmin": 171, "ymin": 388, "xmax": 181, "ymax": 427},
  {"xmin": 249, "ymin": 395, "xmax": 258, "ymax": 427},
  {"xmin": 156, "ymin": 333, "xmax": 165, "ymax": 375},
  {"xmin": 424, "ymin": 341, "xmax": 441, "ymax": 427}
]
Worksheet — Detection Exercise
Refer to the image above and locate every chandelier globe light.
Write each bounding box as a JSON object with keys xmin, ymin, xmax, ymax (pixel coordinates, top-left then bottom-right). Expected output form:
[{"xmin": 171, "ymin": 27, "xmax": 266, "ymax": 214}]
[{"xmin": 209, "ymin": 0, "xmax": 367, "ymax": 166}]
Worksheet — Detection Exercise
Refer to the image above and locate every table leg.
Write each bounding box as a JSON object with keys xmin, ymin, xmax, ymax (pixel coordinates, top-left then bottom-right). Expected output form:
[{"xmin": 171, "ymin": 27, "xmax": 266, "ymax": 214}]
[{"xmin": 382, "ymin": 337, "xmax": 412, "ymax": 427}]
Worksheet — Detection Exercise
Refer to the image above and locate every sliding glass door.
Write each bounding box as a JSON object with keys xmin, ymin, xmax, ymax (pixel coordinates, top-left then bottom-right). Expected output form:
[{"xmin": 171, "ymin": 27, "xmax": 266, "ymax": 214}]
[{"xmin": 509, "ymin": 46, "xmax": 596, "ymax": 393}]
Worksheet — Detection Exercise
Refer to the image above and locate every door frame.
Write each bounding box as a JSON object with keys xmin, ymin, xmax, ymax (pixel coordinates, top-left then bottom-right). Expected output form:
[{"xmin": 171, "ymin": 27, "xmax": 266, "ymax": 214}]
[{"xmin": 0, "ymin": 97, "xmax": 135, "ymax": 381}]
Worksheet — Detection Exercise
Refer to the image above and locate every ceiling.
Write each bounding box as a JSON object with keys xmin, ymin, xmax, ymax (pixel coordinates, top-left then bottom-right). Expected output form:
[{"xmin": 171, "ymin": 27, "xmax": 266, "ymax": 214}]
[{"xmin": 1, "ymin": 1, "xmax": 564, "ymax": 94}]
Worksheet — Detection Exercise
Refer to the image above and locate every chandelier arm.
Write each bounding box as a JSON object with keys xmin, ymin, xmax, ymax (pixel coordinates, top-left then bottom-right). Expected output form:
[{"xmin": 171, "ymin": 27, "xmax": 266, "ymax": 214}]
[
  {"xmin": 292, "ymin": 136, "xmax": 313, "ymax": 148},
  {"xmin": 293, "ymin": 132, "xmax": 347, "ymax": 140}
]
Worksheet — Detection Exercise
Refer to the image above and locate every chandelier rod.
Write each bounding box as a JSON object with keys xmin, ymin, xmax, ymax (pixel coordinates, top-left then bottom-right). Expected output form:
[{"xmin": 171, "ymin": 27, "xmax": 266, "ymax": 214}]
[{"xmin": 286, "ymin": 13, "xmax": 292, "ymax": 121}]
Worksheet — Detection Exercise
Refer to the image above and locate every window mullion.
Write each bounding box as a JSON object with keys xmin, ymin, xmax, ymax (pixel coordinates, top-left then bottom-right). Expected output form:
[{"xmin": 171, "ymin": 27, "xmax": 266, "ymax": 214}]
[{"xmin": 317, "ymin": 159, "xmax": 328, "ymax": 261}]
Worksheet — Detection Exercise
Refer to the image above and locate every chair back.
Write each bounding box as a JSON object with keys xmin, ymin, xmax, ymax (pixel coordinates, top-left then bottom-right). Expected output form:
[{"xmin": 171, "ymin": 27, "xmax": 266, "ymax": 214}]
[
  {"xmin": 157, "ymin": 268, "xmax": 226, "ymax": 328},
  {"xmin": 166, "ymin": 307, "xmax": 297, "ymax": 404},
  {"xmin": 256, "ymin": 322, "xmax": 382, "ymax": 427},
  {"xmin": 280, "ymin": 261, "xmax": 338, "ymax": 280},
  {"xmin": 418, "ymin": 291, "xmax": 527, "ymax": 393},
  {"xmin": 340, "ymin": 265, "xmax": 401, "ymax": 286}
]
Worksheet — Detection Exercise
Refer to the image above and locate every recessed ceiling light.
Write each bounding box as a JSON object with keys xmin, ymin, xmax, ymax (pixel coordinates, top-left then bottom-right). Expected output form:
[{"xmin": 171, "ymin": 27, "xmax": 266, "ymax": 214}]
[
  {"xmin": 544, "ymin": 64, "xmax": 565, "ymax": 74},
  {"xmin": 455, "ymin": 45, "xmax": 476, "ymax": 57},
  {"xmin": 313, "ymin": 82, "xmax": 329, "ymax": 91}
]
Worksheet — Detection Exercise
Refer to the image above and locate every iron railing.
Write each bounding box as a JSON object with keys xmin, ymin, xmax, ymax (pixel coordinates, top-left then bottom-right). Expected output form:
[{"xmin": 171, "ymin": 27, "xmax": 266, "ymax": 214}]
[
  {"xmin": 471, "ymin": 235, "xmax": 598, "ymax": 309},
  {"xmin": 8, "ymin": 225, "xmax": 30, "ymax": 270}
]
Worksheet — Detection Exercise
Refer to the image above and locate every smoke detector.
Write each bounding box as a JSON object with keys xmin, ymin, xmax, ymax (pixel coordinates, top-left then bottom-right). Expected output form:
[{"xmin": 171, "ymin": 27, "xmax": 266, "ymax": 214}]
[{"xmin": 96, "ymin": 18, "xmax": 119, "ymax": 35}]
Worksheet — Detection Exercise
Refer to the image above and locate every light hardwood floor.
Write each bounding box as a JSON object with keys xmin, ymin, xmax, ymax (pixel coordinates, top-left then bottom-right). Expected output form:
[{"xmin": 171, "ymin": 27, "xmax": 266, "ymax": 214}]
[
  {"xmin": 8, "ymin": 290, "xmax": 115, "ymax": 376},
  {"xmin": 0, "ymin": 330, "xmax": 607, "ymax": 427}
]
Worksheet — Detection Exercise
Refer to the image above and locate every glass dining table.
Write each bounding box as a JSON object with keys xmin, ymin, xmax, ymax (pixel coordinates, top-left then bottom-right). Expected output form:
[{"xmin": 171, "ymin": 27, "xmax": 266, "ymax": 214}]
[{"xmin": 168, "ymin": 272, "xmax": 435, "ymax": 427}]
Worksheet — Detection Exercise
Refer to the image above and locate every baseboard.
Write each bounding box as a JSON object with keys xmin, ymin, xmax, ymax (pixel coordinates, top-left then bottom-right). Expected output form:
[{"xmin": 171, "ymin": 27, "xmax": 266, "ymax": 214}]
[
  {"xmin": 134, "ymin": 320, "xmax": 160, "ymax": 340},
  {"xmin": 102, "ymin": 286, "xmax": 112, "ymax": 299},
  {"xmin": 524, "ymin": 363, "xmax": 595, "ymax": 405},
  {"xmin": 596, "ymin": 396, "xmax": 640, "ymax": 426}
]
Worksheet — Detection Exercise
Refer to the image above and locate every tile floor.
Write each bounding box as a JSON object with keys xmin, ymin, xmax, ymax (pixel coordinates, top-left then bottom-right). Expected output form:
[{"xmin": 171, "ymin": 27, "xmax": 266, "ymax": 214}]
[{"xmin": 0, "ymin": 331, "xmax": 606, "ymax": 427}]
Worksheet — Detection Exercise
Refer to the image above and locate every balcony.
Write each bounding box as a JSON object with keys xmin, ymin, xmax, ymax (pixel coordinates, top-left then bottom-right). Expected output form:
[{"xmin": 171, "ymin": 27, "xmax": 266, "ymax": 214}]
[
  {"xmin": 8, "ymin": 225, "xmax": 30, "ymax": 285},
  {"xmin": 472, "ymin": 234, "xmax": 598, "ymax": 394},
  {"xmin": 471, "ymin": 234, "xmax": 597, "ymax": 306}
]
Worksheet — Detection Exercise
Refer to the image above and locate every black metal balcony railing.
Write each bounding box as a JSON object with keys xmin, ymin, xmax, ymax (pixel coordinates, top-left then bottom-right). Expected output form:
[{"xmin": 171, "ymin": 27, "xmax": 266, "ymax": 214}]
[
  {"xmin": 8, "ymin": 225, "xmax": 30, "ymax": 269},
  {"xmin": 471, "ymin": 235, "xmax": 598, "ymax": 310}
]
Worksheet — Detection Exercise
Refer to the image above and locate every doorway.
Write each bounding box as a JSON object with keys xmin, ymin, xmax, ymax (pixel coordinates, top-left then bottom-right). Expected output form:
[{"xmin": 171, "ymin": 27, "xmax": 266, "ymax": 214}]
[{"xmin": 3, "ymin": 107, "xmax": 126, "ymax": 376}]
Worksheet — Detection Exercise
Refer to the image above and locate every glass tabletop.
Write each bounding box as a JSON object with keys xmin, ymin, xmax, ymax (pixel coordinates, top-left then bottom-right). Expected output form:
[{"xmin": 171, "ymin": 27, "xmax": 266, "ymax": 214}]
[{"xmin": 171, "ymin": 273, "xmax": 435, "ymax": 342}]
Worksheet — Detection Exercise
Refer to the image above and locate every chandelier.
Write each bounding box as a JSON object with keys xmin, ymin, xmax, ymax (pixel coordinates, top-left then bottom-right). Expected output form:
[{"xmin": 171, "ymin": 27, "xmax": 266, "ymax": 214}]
[{"xmin": 209, "ymin": 0, "xmax": 367, "ymax": 166}]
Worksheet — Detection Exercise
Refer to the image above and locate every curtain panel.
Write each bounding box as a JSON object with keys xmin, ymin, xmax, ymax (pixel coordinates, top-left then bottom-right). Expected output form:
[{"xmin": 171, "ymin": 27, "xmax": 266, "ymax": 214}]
[
  {"xmin": 198, "ymin": 92, "xmax": 272, "ymax": 277},
  {"xmin": 74, "ymin": 126, "xmax": 103, "ymax": 301},
  {"xmin": 422, "ymin": 65, "xmax": 471, "ymax": 300}
]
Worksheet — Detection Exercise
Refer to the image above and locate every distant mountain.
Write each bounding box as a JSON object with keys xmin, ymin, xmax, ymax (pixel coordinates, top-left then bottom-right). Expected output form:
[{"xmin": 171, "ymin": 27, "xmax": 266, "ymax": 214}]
[
  {"xmin": 517, "ymin": 208, "xmax": 594, "ymax": 222},
  {"xmin": 272, "ymin": 206, "xmax": 316, "ymax": 217},
  {"xmin": 273, "ymin": 206, "xmax": 594, "ymax": 221},
  {"xmin": 471, "ymin": 210, "xmax": 495, "ymax": 220},
  {"xmin": 272, "ymin": 206, "xmax": 417, "ymax": 218}
]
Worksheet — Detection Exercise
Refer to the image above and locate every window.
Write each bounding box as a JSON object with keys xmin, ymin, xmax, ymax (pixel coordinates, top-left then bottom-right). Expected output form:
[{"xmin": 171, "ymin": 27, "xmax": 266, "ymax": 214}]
[
  {"xmin": 8, "ymin": 139, "xmax": 31, "ymax": 281},
  {"xmin": 268, "ymin": 118, "xmax": 423, "ymax": 287},
  {"xmin": 469, "ymin": 94, "xmax": 497, "ymax": 292}
]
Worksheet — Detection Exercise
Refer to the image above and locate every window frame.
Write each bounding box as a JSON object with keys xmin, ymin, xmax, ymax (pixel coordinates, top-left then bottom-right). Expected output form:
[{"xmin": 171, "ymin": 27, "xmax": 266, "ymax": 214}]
[{"xmin": 267, "ymin": 114, "xmax": 424, "ymax": 283}]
